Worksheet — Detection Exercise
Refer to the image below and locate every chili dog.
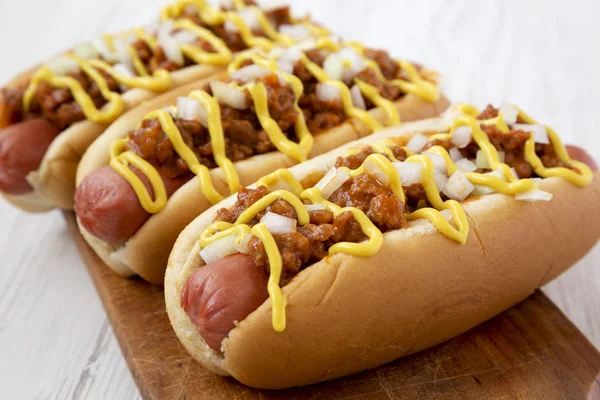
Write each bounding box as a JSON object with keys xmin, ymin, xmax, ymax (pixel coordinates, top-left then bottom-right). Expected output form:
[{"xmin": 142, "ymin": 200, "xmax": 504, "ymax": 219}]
[
  {"xmin": 74, "ymin": 40, "xmax": 449, "ymax": 283},
  {"xmin": 0, "ymin": 0, "xmax": 328, "ymax": 212},
  {"xmin": 165, "ymin": 103, "xmax": 600, "ymax": 389}
]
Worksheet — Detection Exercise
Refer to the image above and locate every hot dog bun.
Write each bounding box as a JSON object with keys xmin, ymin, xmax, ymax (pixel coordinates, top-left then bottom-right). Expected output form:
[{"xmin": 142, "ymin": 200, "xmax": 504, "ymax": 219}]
[
  {"xmin": 164, "ymin": 120, "xmax": 600, "ymax": 389},
  {"xmin": 76, "ymin": 92, "xmax": 449, "ymax": 284},
  {"xmin": 1, "ymin": 63, "xmax": 224, "ymax": 212}
]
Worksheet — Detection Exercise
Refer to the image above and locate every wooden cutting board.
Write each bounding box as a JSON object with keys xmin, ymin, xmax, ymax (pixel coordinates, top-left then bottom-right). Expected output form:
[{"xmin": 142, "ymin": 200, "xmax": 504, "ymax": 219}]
[{"xmin": 64, "ymin": 212, "xmax": 600, "ymax": 400}]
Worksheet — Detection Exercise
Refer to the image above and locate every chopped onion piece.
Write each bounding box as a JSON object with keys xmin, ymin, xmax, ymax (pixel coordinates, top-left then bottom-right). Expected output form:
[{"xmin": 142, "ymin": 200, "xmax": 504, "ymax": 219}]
[
  {"xmin": 235, "ymin": 234, "xmax": 251, "ymax": 254},
  {"xmin": 210, "ymin": 81, "xmax": 247, "ymax": 110},
  {"xmin": 515, "ymin": 189, "xmax": 553, "ymax": 202},
  {"xmin": 173, "ymin": 30, "xmax": 198, "ymax": 45},
  {"xmin": 279, "ymin": 24, "xmax": 311, "ymax": 40},
  {"xmin": 350, "ymin": 84, "xmax": 366, "ymax": 110},
  {"xmin": 113, "ymin": 37, "xmax": 132, "ymax": 67},
  {"xmin": 442, "ymin": 171, "xmax": 475, "ymax": 201},
  {"xmin": 226, "ymin": 8, "xmax": 259, "ymax": 32},
  {"xmin": 500, "ymin": 103, "xmax": 519, "ymax": 125},
  {"xmin": 393, "ymin": 162, "xmax": 423, "ymax": 186},
  {"xmin": 199, "ymin": 235, "xmax": 238, "ymax": 264},
  {"xmin": 434, "ymin": 171, "xmax": 448, "ymax": 192},
  {"xmin": 337, "ymin": 47, "xmax": 367, "ymax": 81},
  {"xmin": 315, "ymin": 167, "xmax": 351, "ymax": 198},
  {"xmin": 74, "ymin": 43, "xmax": 99, "ymax": 60},
  {"xmin": 158, "ymin": 22, "xmax": 184, "ymax": 66},
  {"xmin": 316, "ymin": 83, "xmax": 341, "ymax": 103},
  {"xmin": 177, "ymin": 97, "xmax": 208, "ymax": 126},
  {"xmin": 292, "ymin": 39, "xmax": 317, "ymax": 51},
  {"xmin": 113, "ymin": 63, "xmax": 135, "ymax": 77},
  {"xmin": 449, "ymin": 147, "xmax": 463, "ymax": 162},
  {"xmin": 91, "ymin": 37, "xmax": 119, "ymax": 62},
  {"xmin": 425, "ymin": 153, "xmax": 448, "ymax": 174},
  {"xmin": 455, "ymin": 158, "xmax": 477, "ymax": 172},
  {"xmin": 364, "ymin": 161, "xmax": 389, "ymax": 185},
  {"xmin": 231, "ymin": 65, "xmax": 272, "ymax": 83},
  {"xmin": 46, "ymin": 57, "xmax": 80, "ymax": 75},
  {"xmin": 276, "ymin": 60, "xmax": 294, "ymax": 75},
  {"xmin": 451, "ymin": 126, "xmax": 472, "ymax": 148},
  {"xmin": 512, "ymin": 123, "xmax": 550, "ymax": 144},
  {"xmin": 323, "ymin": 54, "xmax": 344, "ymax": 81},
  {"xmin": 260, "ymin": 212, "xmax": 297, "ymax": 234},
  {"xmin": 476, "ymin": 150, "xmax": 504, "ymax": 169},
  {"xmin": 278, "ymin": 47, "xmax": 303, "ymax": 63},
  {"xmin": 304, "ymin": 203, "xmax": 326, "ymax": 212},
  {"xmin": 406, "ymin": 134, "xmax": 428, "ymax": 154}
]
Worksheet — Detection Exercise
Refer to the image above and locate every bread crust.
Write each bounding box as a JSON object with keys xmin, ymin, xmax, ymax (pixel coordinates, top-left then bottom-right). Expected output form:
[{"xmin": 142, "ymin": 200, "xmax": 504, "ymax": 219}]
[
  {"xmin": 77, "ymin": 92, "xmax": 450, "ymax": 284},
  {"xmin": 1, "ymin": 64, "xmax": 224, "ymax": 212},
  {"xmin": 164, "ymin": 123, "xmax": 600, "ymax": 389}
]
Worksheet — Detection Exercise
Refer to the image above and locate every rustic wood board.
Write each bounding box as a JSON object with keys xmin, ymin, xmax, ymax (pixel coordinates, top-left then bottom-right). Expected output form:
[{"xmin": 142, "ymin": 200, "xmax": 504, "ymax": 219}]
[{"xmin": 64, "ymin": 212, "xmax": 600, "ymax": 400}]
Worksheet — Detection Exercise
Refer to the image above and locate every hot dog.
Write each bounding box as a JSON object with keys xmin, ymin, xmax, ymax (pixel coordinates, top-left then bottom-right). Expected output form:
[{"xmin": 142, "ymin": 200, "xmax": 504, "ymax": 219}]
[
  {"xmin": 74, "ymin": 40, "xmax": 449, "ymax": 284},
  {"xmin": 164, "ymin": 103, "xmax": 600, "ymax": 389},
  {"xmin": 0, "ymin": 0, "xmax": 329, "ymax": 211}
]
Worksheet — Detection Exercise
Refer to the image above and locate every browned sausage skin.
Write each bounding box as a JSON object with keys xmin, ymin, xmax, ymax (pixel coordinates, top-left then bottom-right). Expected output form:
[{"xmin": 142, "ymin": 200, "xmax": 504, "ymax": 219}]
[
  {"xmin": 566, "ymin": 145, "xmax": 597, "ymax": 171},
  {"xmin": 0, "ymin": 118, "xmax": 60, "ymax": 195},
  {"xmin": 74, "ymin": 166, "xmax": 189, "ymax": 244},
  {"xmin": 181, "ymin": 253, "xmax": 269, "ymax": 352}
]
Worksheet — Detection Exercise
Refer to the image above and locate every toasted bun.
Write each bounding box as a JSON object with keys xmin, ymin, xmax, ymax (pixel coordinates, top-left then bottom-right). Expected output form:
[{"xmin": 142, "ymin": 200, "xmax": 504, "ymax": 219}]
[
  {"xmin": 76, "ymin": 94, "xmax": 450, "ymax": 283},
  {"xmin": 165, "ymin": 127, "xmax": 600, "ymax": 389},
  {"xmin": 1, "ymin": 64, "xmax": 224, "ymax": 212}
]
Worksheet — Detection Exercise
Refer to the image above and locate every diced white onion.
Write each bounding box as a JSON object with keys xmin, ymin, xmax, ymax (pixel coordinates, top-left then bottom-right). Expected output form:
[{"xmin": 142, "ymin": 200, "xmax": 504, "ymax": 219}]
[
  {"xmin": 292, "ymin": 39, "xmax": 317, "ymax": 51},
  {"xmin": 434, "ymin": 171, "xmax": 448, "ymax": 192},
  {"xmin": 424, "ymin": 153, "xmax": 448, "ymax": 174},
  {"xmin": 278, "ymin": 46, "xmax": 303, "ymax": 63},
  {"xmin": 337, "ymin": 47, "xmax": 367, "ymax": 81},
  {"xmin": 316, "ymin": 83, "xmax": 341, "ymax": 103},
  {"xmin": 46, "ymin": 57, "xmax": 80, "ymax": 75},
  {"xmin": 91, "ymin": 37, "xmax": 120, "ymax": 63},
  {"xmin": 455, "ymin": 158, "xmax": 478, "ymax": 172},
  {"xmin": 113, "ymin": 63, "xmax": 135, "ymax": 78},
  {"xmin": 210, "ymin": 81, "xmax": 248, "ymax": 110},
  {"xmin": 260, "ymin": 212, "xmax": 297, "ymax": 234},
  {"xmin": 276, "ymin": 60, "xmax": 294, "ymax": 75},
  {"xmin": 350, "ymin": 84, "xmax": 366, "ymax": 110},
  {"xmin": 315, "ymin": 167, "xmax": 351, "ymax": 199},
  {"xmin": 279, "ymin": 24, "xmax": 311, "ymax": 40},
  {"xmin": 231, "ymin": 65, "xmax": 272, "ymax": 83},
  {"xmin": 406, "ymin": 134, "xmax": 428, "ymax": 154},
  {"xmin": 512, "ymin": 123, "xmax": 550, "ymax": 144},
  {"xmin": 172, "ymin": 30, "xmax": 198, "ymax": 45},
  {"xmin": 451, "ymin": 126, "xmax": 472, "ymax": 148},
  {"xmin": 112, "ymin": 37, "xmax": 133, "ymax": 67},
  {"xmin": 74, "ymin": 43, "xmax": 99, "ymax": 60},
  {"xmin": 199, "ymin": 235, "xmax": 238, "ymax": 264},
  {"xmin": 158, "ymin": 22, "xmax": 184, "ymax": 66},
  {"xmin": 442, "ymin": 171, "xmax": 475, "ymax": 201},
  {"xmin": 177, "ymin": 97, "xmax": 208, "ymax": 126},
  {"xmin": 323, "ymin": 54, "xmax": 344, "ymax": 81},
  {"xmin": 226, "ymin": 7, "xmax": 260, "ymax": 32},
  {"xmin": 449, "ymin": 147, "xmax": 463, "ymax": 162},
  {"xmin": 364, "ymin": 161, "xmax": 389, "ymax": 185},
  {"xmin": 393, "ymin": 162, "xmax": 423, "ymax": 186},
  {"xmin": 304, "ymin": 203, "xmax": 326, "ymax": 212},
  {"xmin": 500, "ymin": 103, "xmax": 519, "ymax": 125},
  {"xmin": 235, "ymin": 234, "xmax": 251, "ymax": 254},
  {"xmin": 515, "ymin": 189, "xmax": 553, "ymax": 202},
  {"xmin": 476, "ymin": 150, "xmax": 504, "ymax": 169}
]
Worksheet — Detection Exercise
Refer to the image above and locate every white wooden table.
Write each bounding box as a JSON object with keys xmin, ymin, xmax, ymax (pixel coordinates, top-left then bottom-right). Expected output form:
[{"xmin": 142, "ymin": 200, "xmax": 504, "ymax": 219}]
[{"xmin": 1, "ymin": 0, "xmax": 598, "ymax": 398}]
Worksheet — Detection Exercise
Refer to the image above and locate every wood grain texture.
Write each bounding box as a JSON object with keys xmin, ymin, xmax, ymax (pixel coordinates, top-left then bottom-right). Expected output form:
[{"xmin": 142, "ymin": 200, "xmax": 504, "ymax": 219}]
[
  {"xmin": 1, "ymin": 0, "xmax": 600, "ymax": 398},
  {"xmin": 63, "ymin": 211, "xmax": 600, "ymax": 400}
]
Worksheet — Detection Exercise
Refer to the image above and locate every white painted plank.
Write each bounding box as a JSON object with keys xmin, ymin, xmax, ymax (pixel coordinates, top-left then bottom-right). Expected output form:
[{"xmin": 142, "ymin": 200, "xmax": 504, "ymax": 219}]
[{"xmin": 0, "ymin": 0, "xmax": 598, "ymax": 398}]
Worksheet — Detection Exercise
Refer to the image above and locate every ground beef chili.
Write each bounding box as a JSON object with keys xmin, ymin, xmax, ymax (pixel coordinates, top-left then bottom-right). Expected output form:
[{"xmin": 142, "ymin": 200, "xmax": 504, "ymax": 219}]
[
  {"xmin": 126, "ymin": 73, "xmax": 299, "ymax": 178},
  {"xmin": 215, "ymin": 162, "xmax": 408, "ymax": 285}
]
